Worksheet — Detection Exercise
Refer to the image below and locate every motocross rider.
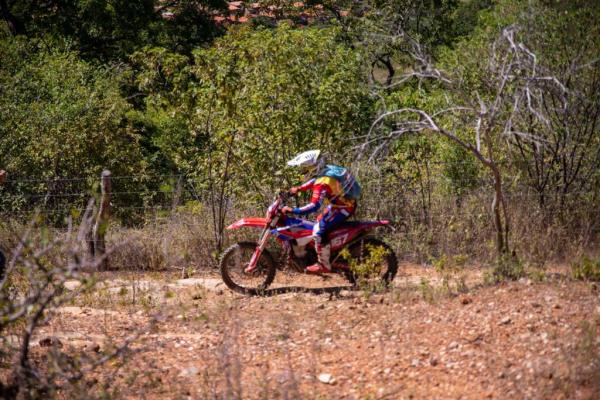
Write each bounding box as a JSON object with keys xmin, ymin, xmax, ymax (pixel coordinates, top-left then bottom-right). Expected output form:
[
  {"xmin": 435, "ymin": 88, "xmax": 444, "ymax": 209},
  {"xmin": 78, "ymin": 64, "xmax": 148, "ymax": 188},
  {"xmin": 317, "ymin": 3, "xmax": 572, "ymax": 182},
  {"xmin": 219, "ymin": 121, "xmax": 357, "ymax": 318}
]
[{"xmin": 281, "ymin": 150, "xmax": 360, "ymax": 273}]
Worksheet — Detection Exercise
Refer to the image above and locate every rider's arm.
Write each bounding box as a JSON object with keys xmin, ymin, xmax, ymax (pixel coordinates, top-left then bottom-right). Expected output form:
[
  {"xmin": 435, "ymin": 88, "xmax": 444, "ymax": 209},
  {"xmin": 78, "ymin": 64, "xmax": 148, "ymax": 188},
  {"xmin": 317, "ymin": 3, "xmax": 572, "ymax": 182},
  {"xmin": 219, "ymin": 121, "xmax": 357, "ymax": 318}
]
[
  {"xmin": 291, "ymin": 184, "xmax": 328, "ymax": 215},
  {"xmin": 297, "ymin": 178, "xmax": 315, "ymax": 192}
]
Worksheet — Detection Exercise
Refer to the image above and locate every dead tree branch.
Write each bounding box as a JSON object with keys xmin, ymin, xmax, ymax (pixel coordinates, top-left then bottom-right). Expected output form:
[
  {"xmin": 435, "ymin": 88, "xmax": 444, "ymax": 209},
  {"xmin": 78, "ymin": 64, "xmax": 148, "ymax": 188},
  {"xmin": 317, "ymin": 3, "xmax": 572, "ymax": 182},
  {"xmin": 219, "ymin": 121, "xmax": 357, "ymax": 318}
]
[
  {"xmin": 0, "ymin": 201, "xmax": 155, "ymax": 399},
  {"xmin": 361, "ymin": 25, "xmax": 570, "ymax": 255}
]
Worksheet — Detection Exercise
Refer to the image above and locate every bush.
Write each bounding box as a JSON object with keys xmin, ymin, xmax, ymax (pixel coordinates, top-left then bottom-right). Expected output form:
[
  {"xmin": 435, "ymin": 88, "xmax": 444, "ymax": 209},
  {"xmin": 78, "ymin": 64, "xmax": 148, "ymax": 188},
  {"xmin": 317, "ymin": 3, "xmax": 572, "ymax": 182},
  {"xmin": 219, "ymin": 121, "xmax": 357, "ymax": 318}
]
[
  {"xmin": 571, "ymin": 256, "xmax": 600, "ymax": 281},
  {"xmin": 0, "ymin": 36, "xmax": 145, "ymax": 215},
  {"xmin": 107, "ymin": 202, "xmax": 261, "ymax": 272},
  {"xmin": 486, "ymin": 253, "xmax": 525, "ymax": 283},
  {"xmin": 0, "ymin": 213, "xmax": 150, "ymax": 399}
]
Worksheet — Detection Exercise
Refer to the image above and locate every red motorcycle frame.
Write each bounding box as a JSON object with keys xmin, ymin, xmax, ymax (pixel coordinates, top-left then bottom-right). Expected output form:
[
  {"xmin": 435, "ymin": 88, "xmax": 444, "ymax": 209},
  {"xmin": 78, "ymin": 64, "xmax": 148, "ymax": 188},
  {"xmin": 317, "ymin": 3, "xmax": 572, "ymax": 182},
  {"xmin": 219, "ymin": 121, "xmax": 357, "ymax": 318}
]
[{"xmin": 219, "ymin": 192, "xmax": 398, "ymax": 294}]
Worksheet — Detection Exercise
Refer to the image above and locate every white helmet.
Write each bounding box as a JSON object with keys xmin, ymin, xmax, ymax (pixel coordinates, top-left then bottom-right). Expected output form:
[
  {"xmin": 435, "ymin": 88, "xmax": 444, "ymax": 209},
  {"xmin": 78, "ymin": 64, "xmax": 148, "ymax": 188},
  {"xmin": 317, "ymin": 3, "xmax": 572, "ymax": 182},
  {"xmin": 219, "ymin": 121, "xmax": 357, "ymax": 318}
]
[{"xmin": 287, "ymin": 149, "xmax": 325, "ymax": 180}]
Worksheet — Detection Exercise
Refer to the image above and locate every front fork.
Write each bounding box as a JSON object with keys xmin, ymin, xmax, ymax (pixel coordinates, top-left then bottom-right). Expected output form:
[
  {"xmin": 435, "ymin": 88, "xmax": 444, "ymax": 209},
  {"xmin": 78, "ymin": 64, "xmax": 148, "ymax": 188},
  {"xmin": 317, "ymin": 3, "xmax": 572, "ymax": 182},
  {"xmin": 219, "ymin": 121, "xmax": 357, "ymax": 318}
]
[{"xmin": 244, "ymin": 216, "xmax": 279, "ymax": 273}]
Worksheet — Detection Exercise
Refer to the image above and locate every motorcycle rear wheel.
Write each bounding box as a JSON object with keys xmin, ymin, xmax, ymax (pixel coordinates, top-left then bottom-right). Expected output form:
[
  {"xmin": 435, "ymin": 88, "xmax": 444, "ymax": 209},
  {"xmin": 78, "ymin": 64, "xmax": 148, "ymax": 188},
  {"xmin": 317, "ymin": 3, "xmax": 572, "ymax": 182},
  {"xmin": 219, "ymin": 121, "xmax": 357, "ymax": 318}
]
[
  {"xmin": 343, "ymin": 238, "xmax": 398, "ymax": 288},
  {"xmin": 219, "ymin": 241, "xmax": 277, "ymax": 295}
]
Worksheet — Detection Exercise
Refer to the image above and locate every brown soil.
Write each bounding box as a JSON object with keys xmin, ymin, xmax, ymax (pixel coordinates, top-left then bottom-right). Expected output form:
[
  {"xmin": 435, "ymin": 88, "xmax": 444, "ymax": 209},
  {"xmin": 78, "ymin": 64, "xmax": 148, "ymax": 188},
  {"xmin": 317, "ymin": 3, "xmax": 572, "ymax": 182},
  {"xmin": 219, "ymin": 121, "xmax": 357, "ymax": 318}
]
[{"xmin": 33, "ymin": 263, "xmax": 600, "ymax": 399}]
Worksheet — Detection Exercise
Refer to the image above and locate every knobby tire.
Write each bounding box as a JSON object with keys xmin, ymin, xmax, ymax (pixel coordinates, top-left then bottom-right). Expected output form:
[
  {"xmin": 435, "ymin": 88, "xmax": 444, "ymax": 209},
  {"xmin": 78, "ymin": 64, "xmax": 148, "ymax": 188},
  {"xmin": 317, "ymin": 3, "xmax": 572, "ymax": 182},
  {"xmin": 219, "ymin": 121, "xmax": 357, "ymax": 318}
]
[{"xmin": 219, "ymin": 241, "xmax": 277, "ymax": 295}]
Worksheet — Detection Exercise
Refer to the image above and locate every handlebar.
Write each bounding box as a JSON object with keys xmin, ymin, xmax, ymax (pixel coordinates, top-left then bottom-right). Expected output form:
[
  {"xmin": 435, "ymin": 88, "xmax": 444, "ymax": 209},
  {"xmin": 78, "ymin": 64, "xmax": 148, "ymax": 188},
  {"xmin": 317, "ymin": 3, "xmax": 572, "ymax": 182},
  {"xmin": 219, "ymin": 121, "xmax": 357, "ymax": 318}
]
[
  {"xmin": 269, "ymin": 190, "xmax": 298, "ymax": 217},
  {"xmin": 277, "ymin": 191, "xmax": 289, "ymax": 202},
  {"xmin": 277, "ymin": 189, "xmax": 297, "ymax": 203}
]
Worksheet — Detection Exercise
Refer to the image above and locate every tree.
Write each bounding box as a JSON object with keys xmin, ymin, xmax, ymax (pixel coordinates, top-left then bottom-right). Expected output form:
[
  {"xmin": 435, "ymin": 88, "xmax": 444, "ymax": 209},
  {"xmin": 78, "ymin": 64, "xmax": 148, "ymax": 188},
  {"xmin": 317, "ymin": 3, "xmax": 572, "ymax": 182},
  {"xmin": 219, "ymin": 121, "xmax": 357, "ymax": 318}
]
[
  {"xmin": 361, "ymin": 9, "xmax": 572, "ymax": 255},
  {"xmin": 0, "ymin": 36, "xmax": 145, "ymax": 214},
  {"xmin": 504, "ymin": 5, "xmax": 600, "ymax": 213},
  {"xmin": 303, "ymin": 0, "xmax": 494, "ymax": 86},
  {"xmin": 156, "ymin": 24, "xmax": 374, "ymax": 252},
  {"xmin": 0, "ymin": 0, "xmax": 227, "ymax": 61}
]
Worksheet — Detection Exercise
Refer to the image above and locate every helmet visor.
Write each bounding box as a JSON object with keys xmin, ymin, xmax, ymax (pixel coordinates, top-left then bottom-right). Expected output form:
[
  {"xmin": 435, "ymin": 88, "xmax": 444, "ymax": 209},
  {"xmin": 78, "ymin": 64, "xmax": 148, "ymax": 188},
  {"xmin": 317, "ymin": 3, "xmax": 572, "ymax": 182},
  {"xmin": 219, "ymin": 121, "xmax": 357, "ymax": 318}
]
[{"xmin": 299, "ymin": 165, "xmax": 316, "ymax": 180}]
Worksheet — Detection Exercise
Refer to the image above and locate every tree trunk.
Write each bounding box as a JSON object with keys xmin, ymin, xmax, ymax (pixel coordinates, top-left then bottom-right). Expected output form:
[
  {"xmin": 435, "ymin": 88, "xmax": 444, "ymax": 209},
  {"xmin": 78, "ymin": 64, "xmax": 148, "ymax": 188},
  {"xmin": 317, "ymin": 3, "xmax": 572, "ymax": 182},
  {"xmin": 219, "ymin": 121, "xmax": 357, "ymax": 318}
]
[
  {"xmin": 0, "ymin": 0, "xmax": 24, "ymax": 35},
  {"xmin": 437, "ymin": 126, "xmax": 511, "ymax": 256},
  {"xmin": 491, "ymin": 166, "xmax": 509, "ymax": 254}
]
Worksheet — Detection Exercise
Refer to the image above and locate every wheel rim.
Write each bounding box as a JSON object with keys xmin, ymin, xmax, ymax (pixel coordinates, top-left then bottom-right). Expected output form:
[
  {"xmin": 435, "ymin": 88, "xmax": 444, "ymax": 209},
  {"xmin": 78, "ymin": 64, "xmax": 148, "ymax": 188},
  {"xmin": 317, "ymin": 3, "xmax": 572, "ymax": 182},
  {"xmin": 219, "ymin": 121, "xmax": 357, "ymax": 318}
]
[{"xmin": 222, "ymin": 244, "xmax": 273, "ymax": 290}]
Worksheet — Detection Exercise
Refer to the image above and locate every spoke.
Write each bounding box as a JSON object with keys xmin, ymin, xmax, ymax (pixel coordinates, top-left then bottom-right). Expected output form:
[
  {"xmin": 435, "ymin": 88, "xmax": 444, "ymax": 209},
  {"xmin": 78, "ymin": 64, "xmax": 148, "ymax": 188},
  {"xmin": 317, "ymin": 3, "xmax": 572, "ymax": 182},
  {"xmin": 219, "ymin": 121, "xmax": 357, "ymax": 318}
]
[{"xmin": 222, "ymin": 244, "xmax": 273, "ymax": 291}]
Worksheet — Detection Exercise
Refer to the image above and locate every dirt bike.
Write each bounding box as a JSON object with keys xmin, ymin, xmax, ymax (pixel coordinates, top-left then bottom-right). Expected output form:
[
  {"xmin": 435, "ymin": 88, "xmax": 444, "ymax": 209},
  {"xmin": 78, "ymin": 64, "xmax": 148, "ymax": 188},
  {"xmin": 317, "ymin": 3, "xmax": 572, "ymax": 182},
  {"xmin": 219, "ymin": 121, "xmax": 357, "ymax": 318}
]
[{"xmin": 219, "ymin": 192, "xmax": 398, "ymax": 294}]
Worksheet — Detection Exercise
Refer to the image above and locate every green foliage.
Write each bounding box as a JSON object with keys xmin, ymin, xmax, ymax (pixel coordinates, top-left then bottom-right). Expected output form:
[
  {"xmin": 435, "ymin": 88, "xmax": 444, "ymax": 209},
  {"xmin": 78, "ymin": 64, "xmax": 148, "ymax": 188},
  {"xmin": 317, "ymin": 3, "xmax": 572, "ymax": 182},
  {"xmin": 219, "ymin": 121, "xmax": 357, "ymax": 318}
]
[
  {"xmin": 382, "ymin": 136, "xmax": 437, "ymax": 205},
  {"xmin": 0, "ymin": 36, "xmax": 145, "ymax": 214},
  {"xmin": 431, "ymin": 253, "xmax": 469, "ymax": 296},
  {"xmin": 153, "ymin": 0, "xmax": 227, "ymax": 55},
  {"xmin": 340, "ymin": 243, "xmax": 389, "ymax": 285},
  {"xmin": 448, "ymin": 0, "xmax": 496, "ymax": 42},
  {"xmin": 432, "ymin": 253, "xmax": 468, "ymax": 273},
  {"xmin": 127, "ymin": 25, "xmax": 373, "ymax": 212},
  {"xmin": 0, "ymin": 0, "xmax": 597, "ymax": 264},
  {"xmin": 376, "ymin": 0, "xmax": 599, "ymax": 246},
  {"xmin": 177, "ymin": 24, "xmax": 373, "ymax": 200},
  {"xmin": 487, "ymin": 253, "xmax": 525, "ymax": 283},
  {"xmin": 335, "ymin": 0, "xmax": 493, "ymax": 51},
  {"xmin": 528, "ymin": 267, "xmax": 547, "ymax": 283},
  {"xmin": 418, "ymin": 277, "xmax": 435, "ymax": 303},
  {"xmin": 0, "ymin": 0, "xmax": 226, "ymax": 61},
  {"xmin": 440, "ymin": 143, "xmax": 480, "ymax": 196},
  {"xmin": 571, "ymin": 256, "xmax": 600, "ymax": 282},
  {"xmin": 125, "ymin": 46, "xmax": 193, "ymax": 174}
]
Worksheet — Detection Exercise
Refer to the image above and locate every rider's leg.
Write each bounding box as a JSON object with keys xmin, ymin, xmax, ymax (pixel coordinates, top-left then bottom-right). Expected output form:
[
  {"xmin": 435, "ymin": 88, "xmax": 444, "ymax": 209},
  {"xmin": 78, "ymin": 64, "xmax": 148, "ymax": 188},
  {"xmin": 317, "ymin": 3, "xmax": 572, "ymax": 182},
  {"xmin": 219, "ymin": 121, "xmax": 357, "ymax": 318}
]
[{"xmin": 306, "ymin": 207, "xmax": 349, "ymax": 273}]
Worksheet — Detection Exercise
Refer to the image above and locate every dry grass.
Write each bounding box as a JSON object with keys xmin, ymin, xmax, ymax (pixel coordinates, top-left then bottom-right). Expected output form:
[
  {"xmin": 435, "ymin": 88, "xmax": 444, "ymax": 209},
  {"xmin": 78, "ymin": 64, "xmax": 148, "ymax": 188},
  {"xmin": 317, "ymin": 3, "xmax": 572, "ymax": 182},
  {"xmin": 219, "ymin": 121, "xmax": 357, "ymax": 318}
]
[
  {"xmin": 1, "ymin": 186, "xmax": 597, "ymax": 286},
  {"xmin": 87, "ymin": 188, "xmax": 597, "ymax": 280},
  {"xmin": 107, "ymin": 207, "xmax": 262, "ymax": 273},
  {"xmin": 359, "ymin": 187, "xmax": 599, "ymax": 269}
]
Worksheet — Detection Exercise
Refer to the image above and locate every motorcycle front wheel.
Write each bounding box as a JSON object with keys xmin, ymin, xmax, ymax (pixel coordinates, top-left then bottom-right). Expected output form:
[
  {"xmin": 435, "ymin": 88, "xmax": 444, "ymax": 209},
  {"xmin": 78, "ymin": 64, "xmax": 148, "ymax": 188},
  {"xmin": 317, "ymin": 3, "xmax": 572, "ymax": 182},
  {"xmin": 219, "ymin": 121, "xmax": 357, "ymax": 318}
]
[{"xmin": 219, "ymin": 241, "xmax": 277, "ymax": 295}]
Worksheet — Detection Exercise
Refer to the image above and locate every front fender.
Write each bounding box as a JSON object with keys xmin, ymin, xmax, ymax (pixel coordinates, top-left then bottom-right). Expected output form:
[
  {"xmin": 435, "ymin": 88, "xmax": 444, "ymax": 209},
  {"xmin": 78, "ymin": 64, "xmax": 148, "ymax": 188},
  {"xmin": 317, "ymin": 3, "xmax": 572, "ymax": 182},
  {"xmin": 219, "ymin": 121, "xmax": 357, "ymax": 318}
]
[{"xmin": 226, "ymin": 218, "xmax": 269, "ymax": 230}]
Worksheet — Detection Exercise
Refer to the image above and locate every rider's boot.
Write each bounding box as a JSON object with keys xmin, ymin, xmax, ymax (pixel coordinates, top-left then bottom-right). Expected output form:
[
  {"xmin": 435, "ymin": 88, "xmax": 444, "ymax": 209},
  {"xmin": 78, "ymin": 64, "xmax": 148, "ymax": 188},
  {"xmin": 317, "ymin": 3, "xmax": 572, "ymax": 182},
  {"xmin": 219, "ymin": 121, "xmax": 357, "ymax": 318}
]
[{"xmin": 306, "ymin": 243, "xmax": 331, "ymax": 273}]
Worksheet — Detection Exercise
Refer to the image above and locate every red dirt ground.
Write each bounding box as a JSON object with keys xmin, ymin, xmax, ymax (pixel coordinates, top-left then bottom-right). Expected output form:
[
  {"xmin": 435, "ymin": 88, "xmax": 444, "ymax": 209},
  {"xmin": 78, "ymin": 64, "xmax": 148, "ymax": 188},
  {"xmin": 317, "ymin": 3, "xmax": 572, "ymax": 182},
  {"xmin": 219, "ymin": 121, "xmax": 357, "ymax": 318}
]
[{"xmin": 32, "ymin": 263, "xmax": 600, "ymax": 399}]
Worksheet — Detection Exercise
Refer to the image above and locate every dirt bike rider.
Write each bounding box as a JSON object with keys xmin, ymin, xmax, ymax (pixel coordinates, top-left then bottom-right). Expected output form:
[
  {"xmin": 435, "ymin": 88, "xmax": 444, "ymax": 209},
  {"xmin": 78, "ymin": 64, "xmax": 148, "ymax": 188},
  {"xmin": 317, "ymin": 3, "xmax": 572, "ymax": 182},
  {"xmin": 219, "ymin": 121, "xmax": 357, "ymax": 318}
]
[{"xmin": 281, "ymin": 150, "xmax": 361, "ymax": 274}]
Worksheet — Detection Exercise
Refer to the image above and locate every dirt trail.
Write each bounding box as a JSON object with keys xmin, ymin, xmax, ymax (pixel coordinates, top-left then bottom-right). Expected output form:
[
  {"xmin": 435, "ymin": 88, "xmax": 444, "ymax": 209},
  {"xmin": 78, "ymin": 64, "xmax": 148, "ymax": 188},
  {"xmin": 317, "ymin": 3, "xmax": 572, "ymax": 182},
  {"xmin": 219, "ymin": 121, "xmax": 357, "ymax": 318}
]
[{"xmin": 34, "ymin": 264, "xmax": 599, "ymax": 399}]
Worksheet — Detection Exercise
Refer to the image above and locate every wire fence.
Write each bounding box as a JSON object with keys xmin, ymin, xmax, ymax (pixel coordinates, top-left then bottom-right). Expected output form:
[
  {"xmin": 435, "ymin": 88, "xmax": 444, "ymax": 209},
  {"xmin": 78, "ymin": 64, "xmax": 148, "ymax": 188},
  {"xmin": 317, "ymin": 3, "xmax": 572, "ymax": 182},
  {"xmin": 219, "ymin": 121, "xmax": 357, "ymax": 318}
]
[{"xmin": 1, "ymin": 171, "xmax": 598, "ymax": 229}]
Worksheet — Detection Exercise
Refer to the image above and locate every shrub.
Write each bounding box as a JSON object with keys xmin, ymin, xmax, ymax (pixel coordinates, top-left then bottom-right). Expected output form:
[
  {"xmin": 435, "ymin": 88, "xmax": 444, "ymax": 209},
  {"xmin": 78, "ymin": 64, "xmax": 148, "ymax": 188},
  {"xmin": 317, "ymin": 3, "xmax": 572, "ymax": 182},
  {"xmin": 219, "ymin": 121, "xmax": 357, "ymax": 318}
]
[
  {"xmin": 0, "ymin": 212, "xmax": 151, "ymax": 399},
  {"xmin": 488, "ymin": 253, "xmax": 525, "ymax": 283},
  {"xmin": 0, "ymin": 36, "xmax": 145, "ymax": 216},
  {"xmin": 571, "ymin": 256, "xmax": 600, "ymax": 281}
]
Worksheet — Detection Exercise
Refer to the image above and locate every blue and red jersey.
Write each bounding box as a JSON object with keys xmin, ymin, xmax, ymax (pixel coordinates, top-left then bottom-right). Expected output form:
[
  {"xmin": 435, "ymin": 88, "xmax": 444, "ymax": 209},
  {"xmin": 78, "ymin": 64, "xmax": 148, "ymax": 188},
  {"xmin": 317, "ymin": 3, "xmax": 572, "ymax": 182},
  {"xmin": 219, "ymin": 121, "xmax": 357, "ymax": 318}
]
[{"xmin": 291, "ymin": 175, "xmax": 356, "ymax": 216}]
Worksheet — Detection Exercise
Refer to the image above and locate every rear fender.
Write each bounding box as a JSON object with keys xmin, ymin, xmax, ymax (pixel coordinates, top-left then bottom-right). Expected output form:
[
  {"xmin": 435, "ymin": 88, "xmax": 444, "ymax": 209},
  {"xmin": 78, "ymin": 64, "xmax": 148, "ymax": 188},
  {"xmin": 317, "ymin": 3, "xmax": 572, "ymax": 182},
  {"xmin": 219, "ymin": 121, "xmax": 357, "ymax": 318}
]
[
  {"xmin": 329, "ymin": 220, "xmax": 392, "ymax": 251},
  {"xmin": 364, "ymin": 219, "xmax": 392, "ymax": 228}
]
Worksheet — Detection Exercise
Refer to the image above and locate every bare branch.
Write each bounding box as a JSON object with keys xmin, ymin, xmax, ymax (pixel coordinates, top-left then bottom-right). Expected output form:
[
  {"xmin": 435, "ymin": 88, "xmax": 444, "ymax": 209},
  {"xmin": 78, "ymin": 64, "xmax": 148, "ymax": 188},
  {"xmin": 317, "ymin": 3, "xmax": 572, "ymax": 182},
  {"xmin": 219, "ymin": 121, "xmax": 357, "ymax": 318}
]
[
  {"xmin": 0, "ymin": 204, "xmax": 147, "ymax": 397},
  {"xmin": 383, "ymin": 70, "xmax": 451, "ymax": 90}
]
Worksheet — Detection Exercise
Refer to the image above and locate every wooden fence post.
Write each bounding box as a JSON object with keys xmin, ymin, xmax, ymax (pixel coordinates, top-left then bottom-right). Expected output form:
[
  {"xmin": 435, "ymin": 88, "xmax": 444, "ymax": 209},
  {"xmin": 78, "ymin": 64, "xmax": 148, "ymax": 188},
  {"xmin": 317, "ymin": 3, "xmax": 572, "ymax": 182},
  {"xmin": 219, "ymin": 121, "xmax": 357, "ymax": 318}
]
[
  {"xmin": 92, "ymin": 170, "xmax": 111, "ymax": 270},
  {"xmin": 171, "ymin": 175, "xmax": 183, "ymax": 211}
]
